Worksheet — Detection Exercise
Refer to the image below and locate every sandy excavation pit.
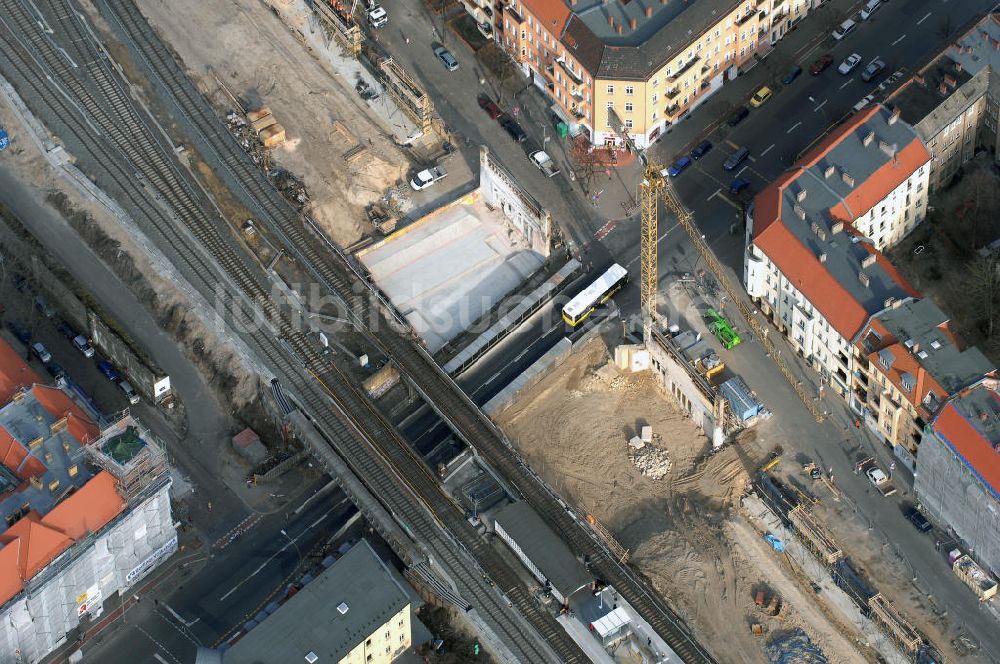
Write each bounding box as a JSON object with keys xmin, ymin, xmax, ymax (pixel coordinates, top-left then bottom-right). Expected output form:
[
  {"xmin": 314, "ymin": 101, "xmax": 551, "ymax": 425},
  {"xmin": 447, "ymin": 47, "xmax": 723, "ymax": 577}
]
[{"xmin": 495, "ymin": 336, "xmax": 870, "ymax": 664}]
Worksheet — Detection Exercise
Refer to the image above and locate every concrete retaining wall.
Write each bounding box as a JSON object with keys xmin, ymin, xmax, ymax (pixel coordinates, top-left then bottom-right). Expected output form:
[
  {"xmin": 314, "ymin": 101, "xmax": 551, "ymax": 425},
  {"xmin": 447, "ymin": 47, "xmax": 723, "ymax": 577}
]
[
  {"xmin": 483, "ymin": 337, "xmax": 572, "ymax": 416},
  {"xmin": 88, "ymin": 312, "xmax": 170, "ymax": 403}
]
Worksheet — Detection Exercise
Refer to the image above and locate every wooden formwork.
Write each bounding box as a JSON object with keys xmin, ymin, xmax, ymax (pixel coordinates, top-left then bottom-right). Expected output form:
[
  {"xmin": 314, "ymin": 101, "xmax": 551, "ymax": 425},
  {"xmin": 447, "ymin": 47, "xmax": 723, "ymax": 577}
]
[
  {"xmin": 377, "ymin": 56, "xmax": 434, "ymax": 134},
  {"xmin": 788, "ymin": 505, "xmax": 843, "ymax": 564},
  {"xmin": 867, "ymin": 593, "xmax": 922, "ymax": 655},
  {"xmin": 314, "ymin": 1, "xmax": 362, "ymax": 57}
]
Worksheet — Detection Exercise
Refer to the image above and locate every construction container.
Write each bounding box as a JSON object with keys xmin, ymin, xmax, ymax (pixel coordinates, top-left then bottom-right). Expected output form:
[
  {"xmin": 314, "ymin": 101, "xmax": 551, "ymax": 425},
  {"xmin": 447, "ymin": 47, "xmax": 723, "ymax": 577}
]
[
  {"xmin": 251, "ymin": 114, "xmax": 278, "ymax": 133},
  {"xmin": 260, "ymin": 124, "xmax": 286, "ymax": 148},
  {"xmin": 952, "ymin": 554, "xmax": 998, "ymax": 601},
  {"xmin": 246, "ymin": 106, "xmax": 272, "ymax": 124}
]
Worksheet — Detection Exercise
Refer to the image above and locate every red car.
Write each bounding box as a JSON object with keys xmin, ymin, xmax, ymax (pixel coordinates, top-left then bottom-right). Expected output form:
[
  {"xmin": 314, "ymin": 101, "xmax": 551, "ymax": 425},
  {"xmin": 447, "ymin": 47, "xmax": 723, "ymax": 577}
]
[
  {"xmin": 810, "ymin": 54, "xmax": 834, "ymax": 75},
  {"xmin": 477, "ymin": 93, "xmax": 502, "ymax": 120}
]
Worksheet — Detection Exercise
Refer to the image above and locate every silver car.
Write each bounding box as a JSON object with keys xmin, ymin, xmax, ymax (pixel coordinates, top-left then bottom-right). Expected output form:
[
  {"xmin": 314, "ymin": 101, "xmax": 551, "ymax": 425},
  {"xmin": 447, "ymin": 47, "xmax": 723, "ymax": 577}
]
[{"xmin": 433, "ymin": 46, "xmax": 458, "ymax": 72}]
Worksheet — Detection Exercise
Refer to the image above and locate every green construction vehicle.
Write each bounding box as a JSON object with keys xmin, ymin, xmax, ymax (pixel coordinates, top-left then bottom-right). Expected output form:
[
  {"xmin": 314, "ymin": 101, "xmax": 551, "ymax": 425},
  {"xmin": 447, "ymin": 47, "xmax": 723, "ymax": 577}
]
[{"xmin": 706, "ymin": 308, "xmax": 741, "ymax": 349}]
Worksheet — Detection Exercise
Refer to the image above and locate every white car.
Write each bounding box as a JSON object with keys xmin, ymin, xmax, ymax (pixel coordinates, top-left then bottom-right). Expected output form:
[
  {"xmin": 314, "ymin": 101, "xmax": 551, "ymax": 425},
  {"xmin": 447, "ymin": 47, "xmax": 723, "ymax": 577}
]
[
  {"xmin": 72, "ymin": 335, "xmax": 95, "ymax": 358},
  {"xmin": 839, "ymin": 53, "xmax": 862, "ymax": 75},
  {"xmin": 119, "ymin": 380, "xmax": 140, "ymax": 405},
  {"xmin": 31, "ymin": 342, "xmax": 51, "ymax": 364},
  {"xmin": 865, "ymin": 466, "xmax": 888, "ymax": 486}
]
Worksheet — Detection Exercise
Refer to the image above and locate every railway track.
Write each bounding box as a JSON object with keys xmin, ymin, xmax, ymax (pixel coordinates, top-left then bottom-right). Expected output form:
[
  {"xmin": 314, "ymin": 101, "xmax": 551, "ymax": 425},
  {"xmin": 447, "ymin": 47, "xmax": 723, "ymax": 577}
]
[
  {"xmin": 88, "ymin": 1, "xmax": 719, "ymax": 662},
  {"xmin": 0, "ymin": 0, "xmax": 578, "ymax": 660}
]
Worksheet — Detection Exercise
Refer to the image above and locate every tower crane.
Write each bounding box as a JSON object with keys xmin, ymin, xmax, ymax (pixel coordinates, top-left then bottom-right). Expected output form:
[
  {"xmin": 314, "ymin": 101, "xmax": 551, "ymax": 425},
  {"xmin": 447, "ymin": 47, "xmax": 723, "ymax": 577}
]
[{"xmin": 608, "ymin": 110, "xmax": 825, "ymax": 423}]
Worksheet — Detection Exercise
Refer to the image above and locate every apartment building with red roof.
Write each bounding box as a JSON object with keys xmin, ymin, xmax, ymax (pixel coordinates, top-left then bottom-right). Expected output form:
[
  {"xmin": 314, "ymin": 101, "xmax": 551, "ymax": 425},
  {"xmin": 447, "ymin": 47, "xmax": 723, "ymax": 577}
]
[
  {"xmin": 851, "ymin": 298, "xmax": 993, "ymax": 469},
  {"xmin": 916, "ymin": 380, "xmax": 1000, "ymax": 577},
  {"xmin": 745, "ymin": 105, "xmax": 931, "ymax": 400},
  {"xmin": 0, "ymin": 339, "xmax": 175, "ymax": 662}
]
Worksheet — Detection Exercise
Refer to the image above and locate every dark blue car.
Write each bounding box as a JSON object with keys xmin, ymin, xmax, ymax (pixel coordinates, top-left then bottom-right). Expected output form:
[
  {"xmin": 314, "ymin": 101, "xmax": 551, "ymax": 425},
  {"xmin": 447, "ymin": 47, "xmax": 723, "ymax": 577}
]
[
  {"xmin": 690, "ymin": 140, "xmax": 713, "ymax": 160},
  {"xmin": 97, "ymin": 360, "xmax": 119, "ymax": 382},
  {"xmin": 6, "ymin": 321, "xmax": 30, "ymax": 345},
  {"xmin": 729, "ymin": 178, "xmax": 751, "ymax": 195},
  {"xmin": 667, "ymin": 156, "xmax": 692, "ymax": 177}
]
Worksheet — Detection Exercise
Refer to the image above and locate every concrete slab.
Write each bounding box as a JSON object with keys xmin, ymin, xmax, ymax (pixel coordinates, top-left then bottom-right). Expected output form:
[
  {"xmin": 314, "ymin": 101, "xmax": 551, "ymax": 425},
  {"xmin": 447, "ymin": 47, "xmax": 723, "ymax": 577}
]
[{"xmin": 359, "ymin": 196, "xmax": 543, "ymax": 352}]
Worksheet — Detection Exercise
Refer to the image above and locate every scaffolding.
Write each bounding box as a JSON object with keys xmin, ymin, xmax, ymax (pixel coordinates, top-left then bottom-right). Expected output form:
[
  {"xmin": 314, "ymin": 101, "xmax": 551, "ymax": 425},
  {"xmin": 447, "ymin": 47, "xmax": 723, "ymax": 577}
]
[
  {"xmin": 84, "ymin": 413, "xmax": 168, "ymax": 504},
  {"xmin": 314, "ymin": 0, "xmax": 362, "ymax": 57},
  {"xmin": 867, "ymin": 593, "xmax": 922, "ymax": 655},
  {"xmin": 376, "ymin": 56, "xmax": 433, "ymax": 134}
]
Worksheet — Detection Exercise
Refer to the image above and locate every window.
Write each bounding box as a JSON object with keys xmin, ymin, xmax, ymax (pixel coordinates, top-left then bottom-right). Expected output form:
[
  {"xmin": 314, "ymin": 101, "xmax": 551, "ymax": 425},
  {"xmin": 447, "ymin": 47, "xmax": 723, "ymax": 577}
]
[
  {"xmin": 625, "ymin": 102, "xmax": 633, "ymax": 113},
  {"xmin": 607, "ymin": 101, "xmax": 614, "ymax": 109},
  {"xmin": 400, "ymin": 634, "xmax": 405, "ymax": 643},
  {"xmin": 607, "ymin": 84, "xmax": 615, "ymax": 95},
  {"xmin": 652, "ymin": 93, "xmax": 658, "ymax": 103},
  {"xmin": 625, "ymin": 85, "xmax": 634, "ymax": 96},
  {"xmin": 624, "ymin": 119, "xmax": 633, "ymax": 129}
]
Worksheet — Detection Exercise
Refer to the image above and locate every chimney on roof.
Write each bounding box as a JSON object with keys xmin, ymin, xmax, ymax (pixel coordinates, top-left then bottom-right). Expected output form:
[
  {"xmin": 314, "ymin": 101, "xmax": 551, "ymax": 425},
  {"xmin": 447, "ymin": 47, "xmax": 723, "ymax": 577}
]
[
  {"xmin": 842, "ymin": 171, "xmax": 855, "ymax": 187},
  {"xmin": 646, "ymin": 7, "xmax": 653, "ymax": 17},
  {"xmin": 893, "ymin": 298, "xmax": 903, "ymax": 309},
  {"xmin": 981, "ymin": 412, "xmax": 990, "ymax": 422},
  {"xmin": 832, "ymin": 221, "xmax": 844, "ymax": 234},
  {"xmin": 608, "ymin": 14, "xmax": 614, "ymax": 27},
  {"xmin": 884, "ymin": 297, "xmax": 896, "ymax": 308},
  {"xmin": 939, "ymin": 82, "xmax": 949, "ymax": 95},
  {"xmin": 819, "ymin": 252, "xmax": 828, "ymax": 263},
  {"xmin": 616, "ymin": 23, "xmax": 623, "ymax": 34},
  {"xmin": 944, "ymin": 73, "xmax": 957, "ymax": 88},
  {"xmin": 793, "ymin": 204, "xmax": 807, "ymax": 220},
  {"xmin": 824, "ymin": 164, "xmax": 835, "ymax": 178},
  {"xmin": 796, "ymin": 188, "xmax": 807, "ymax": 202},
  {"xmin": 915, "ymin": 73, "xmax": 925, "ymax": 86},
  {"xmin": 862, "ymin": 254, "xmax": 877, "ymax": 268},
  {"xmin": 859, "ymin": 272, "xmax": 870, "ymax": 288},
  {"xmin": 630, "ymin": 18, "xmax": 638, "ymax": 30},
  {"xmin": 889, "ymin": 107, "xmax": 900, "ymax": 125},
  {"xmin": 955, "ymin": 60, "xmax": 963, "ymax": 72},
  {"xmin": 879, "ymin": 140, "xmax": 897, "ymax": 159},
  {"xmin": 863, "ymin": 130, "xmax": 875, "ymax": 147}
]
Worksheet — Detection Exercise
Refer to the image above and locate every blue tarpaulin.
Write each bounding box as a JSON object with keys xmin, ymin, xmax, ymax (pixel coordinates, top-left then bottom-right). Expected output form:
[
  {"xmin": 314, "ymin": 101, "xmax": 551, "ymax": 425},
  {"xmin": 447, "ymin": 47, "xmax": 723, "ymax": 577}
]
[
  {"xmin": 764, "ymin": 533, "xmax": 784, "ymax": 552},
  {"xmin": 0, "ymin": 129, "xmax": 8, "ymax": 151}
]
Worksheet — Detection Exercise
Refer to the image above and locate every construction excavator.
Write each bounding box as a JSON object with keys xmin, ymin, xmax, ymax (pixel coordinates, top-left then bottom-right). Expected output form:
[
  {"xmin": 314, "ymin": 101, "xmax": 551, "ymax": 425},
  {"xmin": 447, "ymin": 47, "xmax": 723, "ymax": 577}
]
[{"xmin": 608, "ymin": 109, "xmax": 825, "ymax": 423}]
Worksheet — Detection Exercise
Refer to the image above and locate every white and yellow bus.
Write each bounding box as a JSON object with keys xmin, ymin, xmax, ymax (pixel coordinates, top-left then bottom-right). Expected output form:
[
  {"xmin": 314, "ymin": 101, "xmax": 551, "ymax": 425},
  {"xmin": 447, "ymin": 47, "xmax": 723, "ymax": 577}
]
[{"xmin": 561, "ymin": 264, "xmax": 629, "ymax": 326}]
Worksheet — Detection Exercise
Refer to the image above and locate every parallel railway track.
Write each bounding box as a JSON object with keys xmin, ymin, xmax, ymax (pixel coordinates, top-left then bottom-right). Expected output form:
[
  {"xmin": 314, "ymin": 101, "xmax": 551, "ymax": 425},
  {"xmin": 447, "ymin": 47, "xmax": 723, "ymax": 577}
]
[{"xmin": 2, "ymin": 0, "xmax": 717, "ymax": 660}]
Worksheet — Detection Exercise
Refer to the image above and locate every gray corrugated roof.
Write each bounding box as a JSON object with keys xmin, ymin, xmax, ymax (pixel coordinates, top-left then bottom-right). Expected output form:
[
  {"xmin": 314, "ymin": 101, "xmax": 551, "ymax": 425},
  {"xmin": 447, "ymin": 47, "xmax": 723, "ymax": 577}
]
[
  {"xmin": 776, "ymin": 106, "xmax": 925, "ymax": 318},
  {"xmin": 873, "ymin": 298, "xmax": 994, "ymax": 395},
  {"xmin": 223, "ymin": 541, "xmax": 410, "ymax": 664},
  {"xmin": 493, "ymin": 501, "xmax": 592, "ymax": 597},
  {"xmin": 560, "ymin": 0, "xmax": 742, "ymax": 79}
]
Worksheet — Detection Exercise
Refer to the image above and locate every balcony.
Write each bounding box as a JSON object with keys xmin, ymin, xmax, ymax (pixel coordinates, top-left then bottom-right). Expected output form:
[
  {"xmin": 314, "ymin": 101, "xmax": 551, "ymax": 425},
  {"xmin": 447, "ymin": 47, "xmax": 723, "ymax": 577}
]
[
  {"xmin": 570, "ymin": 88, "xmax": 584, "ymax": 101},
  {"xmin": 668, "ymin": 56, "xmax": 701, "ymax": 82},
  {"xmin": 665, "ymin": 86, "xmax": 680, "ymax": 100},
  {"xmin": 558, "ymin": 59, "xmax": 584, "ymax": 86},
  {"xmin": 738, "ymin": 11, "xmax": 756, "ymax": 26},
  {"xmin": 665, "ymin": 103, "xmax": 680, "ymax": 115}
]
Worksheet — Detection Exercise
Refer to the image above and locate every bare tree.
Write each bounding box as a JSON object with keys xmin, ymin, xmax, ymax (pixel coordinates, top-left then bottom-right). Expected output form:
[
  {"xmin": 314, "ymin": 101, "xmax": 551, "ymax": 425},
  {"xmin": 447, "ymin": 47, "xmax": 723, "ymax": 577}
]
[{"xmin": 969, "ymin": 253, "xmax": 1000, "ymax": 340}]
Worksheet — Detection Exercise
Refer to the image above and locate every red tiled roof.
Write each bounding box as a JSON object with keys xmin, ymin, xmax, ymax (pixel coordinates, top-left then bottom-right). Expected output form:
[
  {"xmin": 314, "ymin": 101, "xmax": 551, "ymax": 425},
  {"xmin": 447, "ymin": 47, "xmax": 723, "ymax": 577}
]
[
  {"xmin": 0, "ymin": 425, "xmax": 46, "ymax": 482},
  {"xmin": 31, "ymin": 385, "xmax": 99, "ymax": 445},
  {"xmin": 752, "ymin": 107, "xmax": 924, "ymax": 339},
  {"xmin": 0, "ymin": 339, "xmax": 40, "ymax": 405},
  {"xmin": 934, "ymin": 397, "xmax": 1000, "ymax": 498},
  {"xmin": 828, "ymin": 139, "xmax": 931, "ymax": 223},
  {"xmin": 521, "ymin": 0, "xmax": 572, "ymax": 36},
  {"xmin": 0, "ymin": 471, "xmax": 124, "ymax": 605}
]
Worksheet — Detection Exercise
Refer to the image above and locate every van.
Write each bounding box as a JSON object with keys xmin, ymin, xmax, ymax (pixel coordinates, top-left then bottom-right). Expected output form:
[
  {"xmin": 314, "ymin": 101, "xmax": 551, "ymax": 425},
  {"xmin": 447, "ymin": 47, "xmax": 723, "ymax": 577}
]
[
  {"xmin": 861, "ymin": 0, "xmax": 881, "ymax": 20},
  {"xmin": 724, "ymin": 147, "xmax": 750, "ymax": 171},
  {"xmin": 72, "ymin": 335, "xmax": 95, "ymax": 358},
  {"xmin": 119, "ymin": 380, "xmax": 140, "ymax": 405},
  {"xmin": 832, "ymin": 18, "xmax": 857, "ymax": 40}
]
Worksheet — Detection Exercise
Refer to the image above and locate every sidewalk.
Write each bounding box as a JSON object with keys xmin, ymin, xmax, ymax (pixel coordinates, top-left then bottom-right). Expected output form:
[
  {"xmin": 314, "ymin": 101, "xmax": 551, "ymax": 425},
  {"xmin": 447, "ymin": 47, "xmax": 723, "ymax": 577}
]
[{"xmin": 648, "ymin": 0, "xmax": 864, "ymax": 163}]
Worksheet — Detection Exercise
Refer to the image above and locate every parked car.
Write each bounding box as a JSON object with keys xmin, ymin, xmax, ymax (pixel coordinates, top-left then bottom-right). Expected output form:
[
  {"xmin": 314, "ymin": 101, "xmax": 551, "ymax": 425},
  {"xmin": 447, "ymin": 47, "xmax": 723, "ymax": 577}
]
[
  {"xmin": 839, "ymin": 53, "xmax": 862, "ymax": 75},
  {"xmin": 729, "ymin": 178, "xmax": 751, "ymax": 195},
  {"xmin": 499, "ymin": 115, "xmax": 527, "ymax": 143},
  {"xmin": 45, "ymin": 361, "xmax": 67, "ymax": 382},
  {"xmin": 726, "ymin": 105, "xmax": 750, "ymax": 126},
  {"xmin": 723, "ymin": 147, "xmax": 750, "ymax": 171},
  {"xmin": 749, "ymin": 86, "xmax": 773, "ymax": 108},
  {"xmin": 97, "ymin": 360, "xmax": 119, "ymax": 382},
  {"xmin": 832, "ymin": 18, "xmax": 857, "ymax": 41},
  {"xmin": 6, "ymin": 321, "xmax": 30, "ymax": 345},
  {"xmin": 31, "ymin": 342, "xmax": 51, "ymax": 363},
  {"xmin": 409, "ymin": 165, "xmax": 448, "ymax": 191},
  {"xmin": 782, "ymin": 65, "xmax": 803, "ymax": 84},
  {"xmin": 477, "ymin": 94, "xmax": 502, "ymax": 120},
  {"xmin": 34, "ymin": 295, "xmax": 55, "ymax": 318},
  {"xmin": 366, "ymin": 4, "xmax": 387, "ymax": 28},
  {"xmin": 690, "ymin": 140, "xmax": 713, "ymax": 160},
  {"xmin": 433, "ymin": 46, "xmax": 459, "ymax": 72},
  {"xmin": 810, "ymin": 54, "xmax": 834, "ymax": 75},
  {"xmin": 861, "ymin": 58, "xmax": 886, "ymax": 82},
  {"xmin": 667, "ymin": 156, "xmax": 692, "ymax": 177},
  {"xmin": 529, "ymin": 150, "xmax": 560, "ymax": 177},
  {"xmin": 57, "ymin": 320, "xmax": 78, "ymax": 339},
  {"xmin": 865, "ymin": 465, "xmax": 897, "ymax": 496},
  {"xmin": 72, "ymin": 335, "xmax": 95, "ymax": 358},
  {"xmin": 905, "ymin": 507, "xmax": 932, "ymax": 533},
  {"xmin": 119, "ymin": 380, "xmax": 140, "ymax": 405}
]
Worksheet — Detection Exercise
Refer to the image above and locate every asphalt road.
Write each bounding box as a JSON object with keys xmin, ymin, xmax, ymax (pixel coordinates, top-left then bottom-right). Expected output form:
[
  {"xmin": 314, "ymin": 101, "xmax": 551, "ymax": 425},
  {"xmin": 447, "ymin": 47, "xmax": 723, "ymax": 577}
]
[{"xmin": 66, "ymin": 478, "xmax": 354, "ymax": 664}]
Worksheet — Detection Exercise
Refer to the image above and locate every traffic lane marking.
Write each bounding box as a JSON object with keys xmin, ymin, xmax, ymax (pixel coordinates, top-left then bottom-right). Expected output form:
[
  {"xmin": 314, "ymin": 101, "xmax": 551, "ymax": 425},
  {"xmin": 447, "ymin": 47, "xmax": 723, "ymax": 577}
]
[
  {"xmin": 814, "ymin": 100, "xmax": 828, "ymax": 111},
  {"xmin": 706, "ymin": 187, "xmax": 721, "ymax": 202},
  {"xmin": 760, "ymin": 144, "xmax": 775, "ymax": 156},
  {"xmin": 787, "ymin": 122, "xmax": 802, "ymax": 134},
  {"xmin": 917, "ymin": 11, "xmax": 932, "ymax": 24},
  {"xmin": 840, "ymin": 79, "xmax": 853, "ymax": 89},
  {"xmin": 892, "ymin": 34, "xmax": 905, "ymax": 46},
  {"xmin": 725, "ymin": 139, "xmax": 741, "ymax": 149},
  {"xmin": 716, "ymin": 194, "xmax": 744, "ymax": 211}
]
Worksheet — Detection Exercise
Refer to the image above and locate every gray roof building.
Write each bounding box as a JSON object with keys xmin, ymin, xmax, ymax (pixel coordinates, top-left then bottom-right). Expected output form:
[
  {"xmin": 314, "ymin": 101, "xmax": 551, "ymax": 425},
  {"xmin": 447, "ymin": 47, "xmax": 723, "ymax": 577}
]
[
  {"xmin": 223, "ymin": 540, "xmax": 411, "ymax": 664},
  {"xmin": 492, "ymin": 501, "xmax": 592, "ymax": 600}
]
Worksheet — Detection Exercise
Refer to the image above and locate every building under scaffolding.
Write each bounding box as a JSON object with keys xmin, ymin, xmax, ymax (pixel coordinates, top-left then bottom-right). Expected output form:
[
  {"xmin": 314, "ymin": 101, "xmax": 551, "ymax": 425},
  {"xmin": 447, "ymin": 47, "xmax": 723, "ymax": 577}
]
[
  {"xmin": 376, "ymin": 56, "xmax": 433, "ymax": 135},
  {"xmin": 0, "ymin": 404, "xmax": 175, "ymax": 664},
  {"xmin": 313, "ymin": 0, "xmax": 363, "ymax": 57}
]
